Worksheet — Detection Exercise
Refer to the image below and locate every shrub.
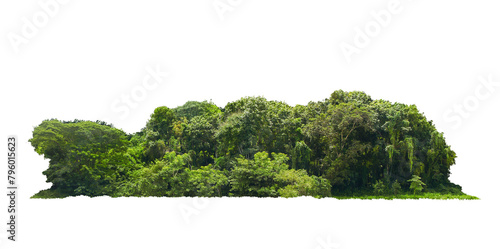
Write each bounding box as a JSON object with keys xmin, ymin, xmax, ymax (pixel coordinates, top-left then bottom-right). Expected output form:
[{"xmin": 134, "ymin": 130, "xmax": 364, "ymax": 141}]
[
  {"xmin": 408, "ymin": 175, "xmax": 426, "ymax": 195},
  {"xmin": 392, "ymin": 180, "xmax": 402, "ymax": 195},
  {"xmin": 373, "ymin": 180, "xmax": 386, "ymax": 195}
]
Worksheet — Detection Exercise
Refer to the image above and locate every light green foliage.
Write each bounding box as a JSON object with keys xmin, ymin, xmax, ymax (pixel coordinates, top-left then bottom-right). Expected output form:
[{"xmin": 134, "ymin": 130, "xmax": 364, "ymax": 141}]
[
  {"xmin": 275, "ymin": 169, "xmax": 331, "ymax": 198},
  {"xmin": 229, "ymin": 152, "xmax": 288, "ymax": 197},
  {"xmin": 405, "ymin": 137, "xmax": 415, "ymax": 172},
  {"xmin": 329, "ymin": 90, "xmax": 373, "ymax": 106},
  {"xmin": 408, "ymin": 175, "xmax": 426, "ymax": 194},
  {"xmin": 146, "ymin": 106, "xmax": 176, "ymax": 140},
  {"xmin": 140, "ymin": 106, "xmax": 177, "ymax": 163},
  {"xmin": 186, "ymin": 165, "xmax": 228, "ymax": 197},
  {"xmin": 229, "ymin": 151, "xmax": 330, "ymax": 198},
  {"xmin": 29, "ymin": 119, "xmax": 133, "ymax": 196},
  {"xmin": 373, "ymin": 180, "xmax": 386, "ymax": 195},
  {"xmin": 174, "ymin": 100, "xmax": 221, "ymax": 121}
]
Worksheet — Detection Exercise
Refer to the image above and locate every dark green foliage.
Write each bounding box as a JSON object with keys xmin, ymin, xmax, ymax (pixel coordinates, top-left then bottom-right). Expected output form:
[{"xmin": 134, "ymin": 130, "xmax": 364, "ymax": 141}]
[
  {"xmin": 29, "ymin": 90, "xmax": 474, "ymax": 199},
  {"xmin": 184, "ymin": 115, "xmax": 219, "ymax": 167},
  {"xmin": 115, "ymin": 152, "xmax": 191, "ymax": 197},
  {"xmin": 291, "ymin": 141, "xmax": 312, "ymax": 171},
  {"xmin": 392, "ymin": 180, "xmax": 402, "ymax": 195}
]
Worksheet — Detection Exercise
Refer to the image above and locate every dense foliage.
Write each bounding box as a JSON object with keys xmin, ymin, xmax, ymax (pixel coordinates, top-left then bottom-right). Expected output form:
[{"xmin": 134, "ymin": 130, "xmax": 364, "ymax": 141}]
[{"xmin": 30, "ymin": 91, "xmax": 470, "ymax": 198}]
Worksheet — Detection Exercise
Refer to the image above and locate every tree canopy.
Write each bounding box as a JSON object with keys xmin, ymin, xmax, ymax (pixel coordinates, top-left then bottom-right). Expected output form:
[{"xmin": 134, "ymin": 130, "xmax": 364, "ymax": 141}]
[{"xmin": 30, "ymin": 90, "xmax": 468, "ymax": 198}]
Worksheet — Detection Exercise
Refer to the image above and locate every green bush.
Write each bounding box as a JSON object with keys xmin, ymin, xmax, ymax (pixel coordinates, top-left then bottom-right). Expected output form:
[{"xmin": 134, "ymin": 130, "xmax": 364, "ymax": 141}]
[
  {"xmin": 373, "ymin": 180, "xmax": 386, "ymax": 195},
  {"xmin": 392, "ymin": 180, "xmax": 402, "ymax": 195}
]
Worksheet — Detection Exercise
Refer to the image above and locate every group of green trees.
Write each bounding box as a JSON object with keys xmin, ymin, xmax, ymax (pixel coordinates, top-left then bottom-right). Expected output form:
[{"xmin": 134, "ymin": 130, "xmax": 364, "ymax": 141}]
[{"xmin": 30, "ymin": 90, "xmax": 465, "ymax": 198}]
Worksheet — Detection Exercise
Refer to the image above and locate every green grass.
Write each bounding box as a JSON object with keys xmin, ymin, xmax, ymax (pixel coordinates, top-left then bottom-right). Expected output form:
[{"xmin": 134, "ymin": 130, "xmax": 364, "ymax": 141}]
[
  {"xmin": 31, "ymin": 189, "xmax": 72, "ymax": 199},
  {"xmin": 32, "ymin": 188, "xmax": 479, "ymax": 200},
  {"xmin": 332, "ymin": 192, "xmax": 479, "ymax": 200}
]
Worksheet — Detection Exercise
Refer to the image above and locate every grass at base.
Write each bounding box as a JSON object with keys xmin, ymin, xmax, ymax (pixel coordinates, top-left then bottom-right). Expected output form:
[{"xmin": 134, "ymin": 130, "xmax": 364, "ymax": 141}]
[
  {"xmin": 32, "ymin": 189, "xmax": 479, "ymax": 200},
  {"xmin": 31, "ymin": 188, "xmax": 71, "ymax": 199},
  {"xmin": 332, "ymin": 192, "xmax": 479, "ymax": 200}
]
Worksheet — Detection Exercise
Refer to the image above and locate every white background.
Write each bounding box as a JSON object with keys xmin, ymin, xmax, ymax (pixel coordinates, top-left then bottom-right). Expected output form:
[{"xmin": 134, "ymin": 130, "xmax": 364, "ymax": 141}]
[{"xmin": 1, "ymin": 0, "xmax": 499, "ymax": 248}]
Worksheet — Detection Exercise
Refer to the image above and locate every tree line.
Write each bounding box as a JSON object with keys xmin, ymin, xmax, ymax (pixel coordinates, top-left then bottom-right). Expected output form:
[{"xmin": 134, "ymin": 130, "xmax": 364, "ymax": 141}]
[{"xmin": 29, "ymin": 90, "xmax": 465, "ymax": 198}]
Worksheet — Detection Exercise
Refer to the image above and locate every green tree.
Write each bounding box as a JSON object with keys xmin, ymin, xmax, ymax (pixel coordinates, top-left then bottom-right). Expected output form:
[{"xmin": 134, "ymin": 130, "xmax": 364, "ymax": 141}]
[
  {"xmin": 184, "ymin": 115, "xmax": 219, "ymax": 167},
  {"xmin": 304, "ymin": 102, "xmax": 376, "ymax": 191},
  {"xmin": 185, "ymin": 165, "xmax": 228, "ymax": 197},
  {"xmin": 29, "ymin": 90, "xmax": 464, "ymax": 198},
  {"xmin": 408, "ymin": 175, "xmax": 426, "ymax": 195},
  {"xmin": 216, "ymin": 97, "xmax": 274, "ymax": 159},
  {"xmin": 373, "ymin": 180, "xmax": 386, "ymax": 195},
  {"xmin": 174, "ymin": 100, "xmax": 221, "ymax": 121},
  {"xmin": 141, "ymin": 106, "xmax": 178, "ymax": 162},
  {"xmin": 291, "ymin": 141, "xmax": 312, "ymax": 171},
  {"xmin": 275, "ymin": 169, "xmax": 331, "ymax": 198},
  {"xmin": 29, "ymin": 119, "xmax": 133, "ymax": 196},
  {"xmin": 229, "ymin": 152, "xmax": 288, "ymax": 197},
  {"xmin": 117, "ymin": 152, "xmax": 191, "ymax": 197},
  {"xmin": 146, "ymin": 106, "xmax": 176, "ymax": 140},
  {"xmin": 392, "ymin": 180, "xmax": 402, "ymax": 195}
]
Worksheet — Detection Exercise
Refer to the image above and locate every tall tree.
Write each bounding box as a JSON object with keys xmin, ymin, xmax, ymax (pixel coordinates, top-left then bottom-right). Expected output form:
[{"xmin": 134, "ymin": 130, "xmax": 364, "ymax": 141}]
[{"xmin": 30, "ymin": 119, "xmax": 133, "ymax": 196}]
